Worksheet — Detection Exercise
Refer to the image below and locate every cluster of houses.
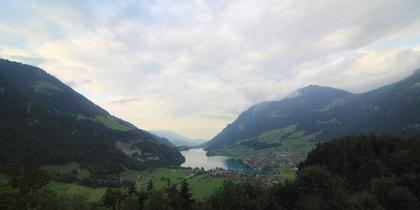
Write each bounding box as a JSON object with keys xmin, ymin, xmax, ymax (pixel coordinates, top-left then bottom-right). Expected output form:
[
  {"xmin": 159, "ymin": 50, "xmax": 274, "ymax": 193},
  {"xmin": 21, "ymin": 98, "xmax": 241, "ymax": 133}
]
[
  {"xmin": 127, "ymin": 158, "xmax": 299, "ymax": 188},
  {"xmin": 135, "ymin": 169, "xmax": 153, "ymax": 182},
  {"xmin": 242, "ymin": 153, "xmax": 303, "ymax": 173},
  {"xmin": 206, "ymin": 168, "xmax": 280, "ymax": 187}
]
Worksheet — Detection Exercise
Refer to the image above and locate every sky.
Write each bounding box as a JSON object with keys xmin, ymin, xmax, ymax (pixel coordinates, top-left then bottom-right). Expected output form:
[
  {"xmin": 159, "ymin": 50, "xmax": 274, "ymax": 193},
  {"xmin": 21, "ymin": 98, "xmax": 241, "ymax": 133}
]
[{"xmin": 1, "ymin": 0, "xmax": 420, "ymax": 140}]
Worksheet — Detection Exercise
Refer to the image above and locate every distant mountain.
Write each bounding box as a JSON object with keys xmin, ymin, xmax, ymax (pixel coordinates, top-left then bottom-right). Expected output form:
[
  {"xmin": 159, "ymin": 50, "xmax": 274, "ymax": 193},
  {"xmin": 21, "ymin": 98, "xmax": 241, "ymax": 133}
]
[
  {"xmin": 150, "ymin": 130, "xmax": 205, "ymax": 147},
  {"xmin": 148, "ymin": 132, "xmax": 177, "ymax": 148},
  {"xmin": 0, "ymin": 59, "xmax": 184, "ymax": 175},
  {"xmin": 205, "ymin": 70, "xmax": 420, "ymax": 164}
]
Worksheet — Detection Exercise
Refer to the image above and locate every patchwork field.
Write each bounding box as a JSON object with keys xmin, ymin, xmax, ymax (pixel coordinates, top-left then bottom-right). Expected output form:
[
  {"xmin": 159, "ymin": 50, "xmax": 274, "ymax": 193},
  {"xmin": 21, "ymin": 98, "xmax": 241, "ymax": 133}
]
[
  {"xmin": 1, "ymin": 167, "xmax": 225, "ymax": 202},
  {"xmin": 120, "ymin": 168, "xmax": 224, "ymax": 200},
  {"xmin": 188, "ymin": 174, "xmax": 224, "ymax": 199},
  {"xmin": 48, "ymin": 181, "xmax": 107, "ymax": 202},
  {"xmin": 47, "ymin": 167, "xmax": 226, "ymax": 201},
  {"xmin": 1, "ymin": 167, "xmax": 289, "ymax": 202},
  {"xmin": 1, "ymin": 173, "xmax": 104, "ymax": 202},
  {"xmin": 41, "ymin": 161, "xmax": 90, "ymax": 180}
]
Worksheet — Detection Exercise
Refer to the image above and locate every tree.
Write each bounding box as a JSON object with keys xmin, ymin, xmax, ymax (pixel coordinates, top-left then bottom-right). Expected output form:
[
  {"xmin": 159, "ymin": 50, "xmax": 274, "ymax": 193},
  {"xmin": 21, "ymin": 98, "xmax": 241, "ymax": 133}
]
[
  {"xmin": 103, "ymin": 188, "xmax": 127, "ymax": 210},
  {"xmin": 271, "ymin": 180, "xmax": 299, "ymax": 210},
  {"xmin": 165, "ymin": 184, "xmax": 183, "ymax": 210},
  {"xmin": 55, "ymin": 194, "xmax": 93, "ymax": 210},
  {"xmin": 143, "ymin": 190, "xmax": 170, "ymax": 210},
  {"xmin": 386, "ymin": 186, "xmax": 418, "ymax": 210},
  {"xmin": 137, "ymin": 189, "xmax": 148, "ymax": 210},
  {"xmin": 161, "ymin": 177, "xmax": 171, "ymax": 186},
  {"xmin": 347, "ymin": 191, "xmax": 384, "ymax": 210},
  {"xmin": 7, "ymin": 153, "xmax": 48, "ymax": 195},
  {"xmin": 179, "ymin": 179, "xmax": 193, "ymax": 210},
  {"xmin": 295, "ymin": 166, "xmax": 347, "ymax": 210},
  {"xmin": 119, "ymin": 195, "xmax": 140, "ymax": 210},
  {"xmin": 204, "ymin": 181, "xmax": 270, "ymax": 210},
  {"xmin": 0, "ymin": 184, "xmax": 17, "ymax": 209},
  {"xmin": 146, "ymin": 179, "xmax": 154, "ymax": 193},
  {"xmin": 6, "ymin": 152, "xmax": 53, "ymax": 209},
  {"xmin": 371, "ymin": 177, "xmax": 395, "ymax": 206}
]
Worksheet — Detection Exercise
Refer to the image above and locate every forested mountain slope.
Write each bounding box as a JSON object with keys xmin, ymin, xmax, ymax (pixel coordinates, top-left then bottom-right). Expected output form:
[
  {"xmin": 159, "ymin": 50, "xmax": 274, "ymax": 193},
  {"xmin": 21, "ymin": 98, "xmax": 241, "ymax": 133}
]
[
  {"xmin": 206, "ymin": 70, "xmax": 420, "ymax": 162},
  {"xmin": 0, "ymin": 59, "xmax": 184, "ymax": 175}
]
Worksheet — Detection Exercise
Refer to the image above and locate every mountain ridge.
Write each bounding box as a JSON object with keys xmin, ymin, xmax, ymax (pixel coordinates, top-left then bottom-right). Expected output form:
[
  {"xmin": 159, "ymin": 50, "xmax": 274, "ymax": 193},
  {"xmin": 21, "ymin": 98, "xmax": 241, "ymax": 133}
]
[
  {"xmin": 205, "ymin": 69, "xmax": 420, "ymax": 168},
  {"xmin": 0, "ymin": 59, "xmax": 184, "ymax": 175},
  {"xmin": 150, "ymin": 130, "xmax": 205, "ymax": 147}
]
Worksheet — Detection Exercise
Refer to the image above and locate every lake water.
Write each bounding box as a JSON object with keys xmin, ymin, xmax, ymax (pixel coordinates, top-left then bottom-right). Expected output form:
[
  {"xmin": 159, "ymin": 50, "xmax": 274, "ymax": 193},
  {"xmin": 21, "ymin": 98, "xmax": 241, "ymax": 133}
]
[{"xmin": 180, "ymin": 148, "xmax": 257, "ymax": 173}]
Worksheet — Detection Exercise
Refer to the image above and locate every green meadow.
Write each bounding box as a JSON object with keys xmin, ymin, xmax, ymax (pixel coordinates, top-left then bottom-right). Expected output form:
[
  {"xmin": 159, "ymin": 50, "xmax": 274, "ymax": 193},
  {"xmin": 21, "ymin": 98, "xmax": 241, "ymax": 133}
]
[
  {"xmin": 1, "ymin": 167, "xmax": 226, "ymax": 202},
  {"xmin": 48, "ymin": 181, "xmax": 107, "ymax": 202},
  {"xmin": 41, "ymin": 161, "xmax": 90, "ymax": 180},
  {"xmin": 121, "ymin": 168, "xmax": 224, "ymax": 200}
]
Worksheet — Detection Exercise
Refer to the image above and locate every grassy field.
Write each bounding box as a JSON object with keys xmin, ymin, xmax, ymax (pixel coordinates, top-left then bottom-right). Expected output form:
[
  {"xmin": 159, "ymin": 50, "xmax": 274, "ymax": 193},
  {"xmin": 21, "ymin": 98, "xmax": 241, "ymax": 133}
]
[
  {"xmin": 48, "ymin": 181, "xmax": 106, "ymax": 202},
  {"xmin": 41, "ymin": 162, "xmax": 90, "ymax": 180},
  {"xmin": 120, "ymin": 168, "xmax": 224, "ymax": 199},
  {"xmin": 33, "ymin": 81, "xmax": 63, "ymax": 94},
  {"xmin": 135, "ymin": 168, "xmax": 191, "ymax": 189},
  {"xmin": 1, "ymin": 174, "xmax": 105, "ymax": 202},
  {"xmin": 46, "ymin": 168, "xmax": 224, "ymax": 202},
  {"xmin": 210, "ymin": 125, "xmax": 317, "ymax": 158},
  {"xmin": 119, "ymin": 168, "xmax": 145, "ymax": 180},
  {"xmin": 257, "ymin": 125, "xmax": 318, "ymax": 155},
  {"xmin": 1, "ymin": 168, "xmax": 224, "ymax": 202},
  {"xmin": 75, "ymin": 114, "xmax": 132, "ymax": 131},
  {"xmin": 257, "ymin": 125, "xmax": 297, "ymax": 144},
  {"xmin": 95, "ymin": 115, "xmax": 132, "ymax": 131},
  {"xmin": 188, "ymin": 174, "xmax": 224, "ymax": 200},
  {"xmin": 278, "ymin": 166, "xmax": 297, "ymax": 182}
]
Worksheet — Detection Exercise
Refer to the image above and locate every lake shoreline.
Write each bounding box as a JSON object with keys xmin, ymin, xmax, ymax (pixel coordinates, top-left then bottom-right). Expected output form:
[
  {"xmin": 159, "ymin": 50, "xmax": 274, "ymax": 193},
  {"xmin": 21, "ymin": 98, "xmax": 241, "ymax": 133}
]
[{"xmin": 180, "ymin": 148, "xmax": 258, "ymax": 174}]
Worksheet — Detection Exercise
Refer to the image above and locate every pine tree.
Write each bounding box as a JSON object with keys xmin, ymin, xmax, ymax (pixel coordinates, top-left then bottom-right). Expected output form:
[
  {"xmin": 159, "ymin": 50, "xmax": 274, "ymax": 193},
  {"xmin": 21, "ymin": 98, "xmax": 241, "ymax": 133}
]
[
  {"xmin": 103, "ymin": 188, "xmax": 127, "ymax": 210},
  {"xmin": 146, "ymin": 180, "xmax": 154, "ymax": 193},
  {"xmin": 180, "ymin": 179, "xmax": 193, "ymax": 210}
]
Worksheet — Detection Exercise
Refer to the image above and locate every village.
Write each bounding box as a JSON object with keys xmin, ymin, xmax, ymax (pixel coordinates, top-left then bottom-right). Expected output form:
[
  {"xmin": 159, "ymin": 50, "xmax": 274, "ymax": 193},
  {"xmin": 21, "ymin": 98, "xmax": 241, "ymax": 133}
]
[
  {"xmin": 131, "ymin": 166, "xmax": 284, "ymax": 189},
  {"xmin": 240, "ymin": 153, "xmax": 303, "ymax": 173}
]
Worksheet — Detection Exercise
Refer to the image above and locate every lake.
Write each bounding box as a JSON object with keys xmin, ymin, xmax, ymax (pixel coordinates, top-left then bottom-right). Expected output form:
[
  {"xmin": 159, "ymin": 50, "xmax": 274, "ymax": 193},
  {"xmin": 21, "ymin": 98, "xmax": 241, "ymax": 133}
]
[{"xmin": 180, "ymin": 148, "xmax": 257, "ymax": 173}]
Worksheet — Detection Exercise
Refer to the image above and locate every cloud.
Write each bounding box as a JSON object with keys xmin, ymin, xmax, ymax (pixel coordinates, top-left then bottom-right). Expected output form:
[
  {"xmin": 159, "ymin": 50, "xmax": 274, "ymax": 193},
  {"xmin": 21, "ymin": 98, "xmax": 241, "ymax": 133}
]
[
  {"xmin": 110, "ymin": 97, "xmax": 140, "ymax": 105},
  {"xmin": 1, "ymin": 0, "xmax": 420, "ymax": 139}
]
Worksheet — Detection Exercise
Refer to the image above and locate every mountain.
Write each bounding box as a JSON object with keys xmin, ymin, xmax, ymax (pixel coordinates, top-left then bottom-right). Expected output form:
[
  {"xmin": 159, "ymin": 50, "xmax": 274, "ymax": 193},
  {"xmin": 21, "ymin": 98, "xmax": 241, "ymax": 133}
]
[
  {"xmin": 148, "ymin": 132, "xmax": 177, "ymax": 148},
  {"xmin": 205, "ymin": 70, "xmax": 420, "ymax": 168},
  {"xmin": 150, "ymin": 130, "xmax": 205, "ymax": 147},
  {"xmin": 0, "ymin": 59, "xmax": 184, "ymax": 175}
]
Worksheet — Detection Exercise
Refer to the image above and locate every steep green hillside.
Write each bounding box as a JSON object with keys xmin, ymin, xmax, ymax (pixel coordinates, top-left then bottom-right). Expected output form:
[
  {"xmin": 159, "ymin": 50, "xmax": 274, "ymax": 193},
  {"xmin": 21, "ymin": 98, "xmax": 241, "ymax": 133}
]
[
  {"xmin": 0, "ymin": 59, "xmax": 184, "ymax": 175},
  {"xmin": 206, "ymin": 70, "xmax": 420, "ymax": 169}
]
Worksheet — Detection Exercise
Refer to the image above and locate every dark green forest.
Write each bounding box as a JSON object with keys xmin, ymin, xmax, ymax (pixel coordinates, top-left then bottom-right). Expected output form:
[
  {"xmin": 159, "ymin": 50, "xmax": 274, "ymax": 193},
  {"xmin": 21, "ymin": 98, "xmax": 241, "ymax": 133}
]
[
  {"xmin": 1, "ymin": 135, "xmax": 419, "ymax": 210},
  {"xmin": 0, "ymin": 59, "xmax": 184, "ymax": 176}
]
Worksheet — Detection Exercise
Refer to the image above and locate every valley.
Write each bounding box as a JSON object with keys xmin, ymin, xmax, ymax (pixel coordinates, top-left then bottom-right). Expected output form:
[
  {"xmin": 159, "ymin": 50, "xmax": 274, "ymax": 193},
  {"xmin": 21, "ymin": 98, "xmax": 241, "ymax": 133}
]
[
  {"xmin": 0, "ymin": 145, "xmax": 292, "ymax": 202},
  {"xmin": 204, "ymin": 70, "xmax": 420, "ymax": 176},
  {"xmin": 45, "ymin": 167, "xmax": 225, "ymax": 201},
  {"xmin": 0, "ymin": 60, "xmax": 419, "ymax": 209},
  {"xmin": 1, "ymin": 1, "xmax": 420, "ymax": 209}
]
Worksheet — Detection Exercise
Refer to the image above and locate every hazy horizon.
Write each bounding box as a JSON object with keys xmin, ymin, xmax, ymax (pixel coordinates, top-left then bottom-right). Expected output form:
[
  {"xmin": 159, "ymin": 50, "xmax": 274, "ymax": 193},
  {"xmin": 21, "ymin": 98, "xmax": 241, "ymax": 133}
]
[{"xmin": 1, "ymin": 0, "xmax": 420, "ymax": 139}]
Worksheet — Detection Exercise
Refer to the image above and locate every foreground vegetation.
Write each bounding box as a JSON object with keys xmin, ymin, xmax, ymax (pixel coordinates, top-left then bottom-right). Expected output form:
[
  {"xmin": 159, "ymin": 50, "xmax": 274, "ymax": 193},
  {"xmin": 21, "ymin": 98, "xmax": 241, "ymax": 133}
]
[
  {"xmin": 1, "ymin": 135, "xmax": 419, "ymax": 210},
  {"xmin": 120, "ymin": 168, "xmax": 225, "ymax": 199}
]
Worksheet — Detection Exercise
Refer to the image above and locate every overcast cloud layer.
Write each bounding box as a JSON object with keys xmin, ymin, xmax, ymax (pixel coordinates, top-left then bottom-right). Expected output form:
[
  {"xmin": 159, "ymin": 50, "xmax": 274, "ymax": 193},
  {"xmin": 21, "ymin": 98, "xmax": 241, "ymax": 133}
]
[{"xmin": 1, "ymin": 0, "xmax": 420, "ymax": 139}]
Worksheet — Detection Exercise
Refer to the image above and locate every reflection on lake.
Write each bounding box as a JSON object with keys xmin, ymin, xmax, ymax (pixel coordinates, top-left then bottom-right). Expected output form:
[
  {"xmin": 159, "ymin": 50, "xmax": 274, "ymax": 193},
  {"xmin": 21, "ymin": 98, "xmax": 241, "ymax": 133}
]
[{"xmin": 180, "ymin": 148, "xmax": 256, "ymax": 173}]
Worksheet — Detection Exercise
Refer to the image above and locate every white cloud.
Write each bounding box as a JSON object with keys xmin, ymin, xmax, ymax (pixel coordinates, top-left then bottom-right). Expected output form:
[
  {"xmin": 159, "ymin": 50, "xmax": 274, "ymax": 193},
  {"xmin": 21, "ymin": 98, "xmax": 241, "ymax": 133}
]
[{"xmin": 1, "ymin": 0, "xmax": 420, "ymax": 139}]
